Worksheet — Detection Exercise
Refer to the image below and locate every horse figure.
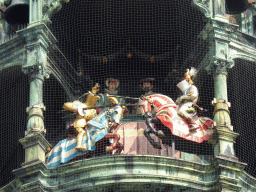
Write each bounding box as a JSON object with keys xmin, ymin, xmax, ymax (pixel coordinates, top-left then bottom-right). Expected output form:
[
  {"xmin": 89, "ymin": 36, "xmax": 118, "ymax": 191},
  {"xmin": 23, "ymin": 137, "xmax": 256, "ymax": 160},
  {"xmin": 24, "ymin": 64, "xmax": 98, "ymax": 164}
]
[
  {"xmin": 138, "ymin": 94, "xmax": 214, "ymax": 149},
  {"xmin": 47, "ymin": 99, "xmax": 124, "ymax": 168}
]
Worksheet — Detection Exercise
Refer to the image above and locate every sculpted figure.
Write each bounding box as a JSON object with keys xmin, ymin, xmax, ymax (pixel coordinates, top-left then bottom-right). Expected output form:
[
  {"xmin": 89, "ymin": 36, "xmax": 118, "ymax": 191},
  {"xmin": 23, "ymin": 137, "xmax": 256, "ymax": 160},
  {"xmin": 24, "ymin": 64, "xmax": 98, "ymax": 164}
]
[
  {"xmin": 133, "ymin": 78, "xmax": 155, "ymax": 114},
  {"xmin": 140, "ymin": 78, "xmax": 155, "ymax": 96},
  {"xmin": 47, "ymin": 96, "xmax": 125, "ymax": 168},
  {"xmin": 89, "ymin": 96, "xmax": 125, "ymax": 153},
  {"xmin": 97, "ymin": 78, "xmax": 125, "ymax": 111},
  {"xmin": 63, "ymin": 84, "xmax": 100, "ymax": 151},
  {"xmin": 176, "ymin": 67, "xmax": 200, "ymax": 131}
]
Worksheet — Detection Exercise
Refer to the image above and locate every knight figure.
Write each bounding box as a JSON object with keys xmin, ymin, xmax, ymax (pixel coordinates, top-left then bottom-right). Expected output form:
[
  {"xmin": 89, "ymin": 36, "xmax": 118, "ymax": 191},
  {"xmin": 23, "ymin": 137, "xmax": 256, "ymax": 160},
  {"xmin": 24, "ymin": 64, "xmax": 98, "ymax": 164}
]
[
  {"xmin": 176, "ymin": 67, "xmax": 200, "ymax": 131},
  {"xmin": 63, "ymin": 84, "xmax": 100, "ymax": 151}
]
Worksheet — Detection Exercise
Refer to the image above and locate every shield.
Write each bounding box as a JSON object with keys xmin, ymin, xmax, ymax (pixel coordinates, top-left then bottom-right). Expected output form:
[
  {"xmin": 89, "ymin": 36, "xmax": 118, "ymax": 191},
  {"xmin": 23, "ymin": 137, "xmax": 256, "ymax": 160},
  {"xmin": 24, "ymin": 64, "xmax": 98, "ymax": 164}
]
[{"xmin": 177, "ymin": 79, "xmax": 190, "ymax": 93}]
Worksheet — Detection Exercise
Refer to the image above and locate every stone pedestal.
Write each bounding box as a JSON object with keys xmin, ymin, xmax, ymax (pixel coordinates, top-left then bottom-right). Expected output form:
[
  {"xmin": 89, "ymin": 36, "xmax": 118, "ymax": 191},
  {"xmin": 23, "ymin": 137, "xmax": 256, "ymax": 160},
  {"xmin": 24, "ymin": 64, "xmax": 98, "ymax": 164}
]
[
  {"xmin": 19, "ymin": 132, "xmax": 51, "ymax": 165},
  {"xmin": 216, "ymin": 156, "xmax": 247, "ymax": 192}
]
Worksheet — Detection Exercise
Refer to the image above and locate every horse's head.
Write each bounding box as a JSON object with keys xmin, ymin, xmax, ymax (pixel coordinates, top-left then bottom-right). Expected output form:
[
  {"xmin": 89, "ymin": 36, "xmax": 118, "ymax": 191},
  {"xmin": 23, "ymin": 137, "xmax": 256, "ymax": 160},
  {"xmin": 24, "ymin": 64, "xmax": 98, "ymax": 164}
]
[
  {"xmin": 137, "ymin": 96, "xmax": 155, "ymax": 118},
  {"xmin": 108, "ymin": 104, "xmax": 124, "ymax": 124}
]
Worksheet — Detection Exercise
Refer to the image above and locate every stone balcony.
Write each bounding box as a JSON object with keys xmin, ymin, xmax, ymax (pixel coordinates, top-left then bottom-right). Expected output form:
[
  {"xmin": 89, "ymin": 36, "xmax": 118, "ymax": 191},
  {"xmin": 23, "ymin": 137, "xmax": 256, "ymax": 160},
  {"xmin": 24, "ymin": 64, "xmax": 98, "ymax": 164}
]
[{"xmin": 1, "ymin": 116, "xmax": 253, "ymax": 192}]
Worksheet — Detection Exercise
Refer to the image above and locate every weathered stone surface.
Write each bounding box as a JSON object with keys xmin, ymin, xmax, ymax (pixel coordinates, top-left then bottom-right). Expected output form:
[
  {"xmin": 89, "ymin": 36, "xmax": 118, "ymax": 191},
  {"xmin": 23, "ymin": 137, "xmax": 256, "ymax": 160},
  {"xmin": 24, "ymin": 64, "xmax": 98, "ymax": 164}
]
[{"xmin": 10, "ymin": 155, "xmax": 219, "ymax": 191}]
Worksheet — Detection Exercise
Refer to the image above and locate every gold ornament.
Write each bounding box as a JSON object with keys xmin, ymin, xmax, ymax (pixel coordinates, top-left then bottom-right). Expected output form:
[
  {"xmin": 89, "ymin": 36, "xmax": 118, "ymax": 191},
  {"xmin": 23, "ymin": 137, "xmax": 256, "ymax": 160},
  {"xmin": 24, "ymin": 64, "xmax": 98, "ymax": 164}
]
[
  {"xmin": 150, "ymin": 56, "xmax": 154, "ymax": 63},
  {"xmin": 103, "ymin": 56, "xmax": 108, "ymax": 63}
]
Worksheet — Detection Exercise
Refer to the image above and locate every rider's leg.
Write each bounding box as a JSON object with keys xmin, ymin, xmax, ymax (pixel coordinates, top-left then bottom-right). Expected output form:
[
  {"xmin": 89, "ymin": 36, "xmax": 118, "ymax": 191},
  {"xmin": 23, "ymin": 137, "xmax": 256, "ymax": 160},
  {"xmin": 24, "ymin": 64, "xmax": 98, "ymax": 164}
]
[
  {"xmin": 178, "ymin": 108, "xmax": 199, "ymax": 131},
  {"xmin": 82, "ymin": 127, "xmax": 88, "ymax": 151},
  {"xmin": 185, "ymin": 117, "xmax": 199, "ymax": 131},
  {"xmin": 75, "ymin": 127, "xmax": 87, "ymax": 151}
]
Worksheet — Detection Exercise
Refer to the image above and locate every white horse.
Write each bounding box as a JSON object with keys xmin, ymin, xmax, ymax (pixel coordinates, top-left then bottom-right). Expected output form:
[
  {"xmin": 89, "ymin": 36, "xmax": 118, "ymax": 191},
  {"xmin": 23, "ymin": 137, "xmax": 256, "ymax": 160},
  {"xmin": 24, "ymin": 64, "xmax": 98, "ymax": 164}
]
[
  {"xmin": 47, "ymin": 104, "xmax": 124, "ymax": 168},
  {"xmin": 139, "ymin": 94, "xmax": 214, "ymax": 149}
]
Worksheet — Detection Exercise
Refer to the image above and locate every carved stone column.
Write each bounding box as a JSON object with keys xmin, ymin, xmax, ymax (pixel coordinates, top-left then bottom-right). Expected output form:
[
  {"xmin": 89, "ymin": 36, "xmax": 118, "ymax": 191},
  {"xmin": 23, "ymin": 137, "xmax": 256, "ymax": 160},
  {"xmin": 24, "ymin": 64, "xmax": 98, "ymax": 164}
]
[
  {"xmin": 17, "ymin": 23, "xmax": 55, "ymax": 165},
  {"xmin": 207, "ymin": 56, "xmax": 238, "ymax": 158},
  {"xmin": 24, "ymin": 65, "xmax": 46, "ymax": 135},
  {"xmin": 212, "ymin": 0, "xmax": 228, "ymax": 21},
  {"xmin": 19, "ymin": 64, "xmax": 52, "ymax": 165},
  {"xmin": 206, "ymin": 57, "xmax": 247, "ymax": 191}
]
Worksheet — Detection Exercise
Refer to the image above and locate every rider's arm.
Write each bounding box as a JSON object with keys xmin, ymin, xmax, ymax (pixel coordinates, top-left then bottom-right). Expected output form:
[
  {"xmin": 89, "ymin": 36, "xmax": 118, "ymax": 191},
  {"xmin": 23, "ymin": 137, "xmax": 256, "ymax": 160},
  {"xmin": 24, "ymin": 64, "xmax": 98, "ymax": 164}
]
[
  {"xmin": 63, "ymin": 102, "xmax": 76, "ymax": 112},
  {"xmin": 91, "ymin": 83, "xmax": 100, "ymax": 94},
  {"xmin": 176, "ymin": 95, "xmax": 197, "ymax": 104}
]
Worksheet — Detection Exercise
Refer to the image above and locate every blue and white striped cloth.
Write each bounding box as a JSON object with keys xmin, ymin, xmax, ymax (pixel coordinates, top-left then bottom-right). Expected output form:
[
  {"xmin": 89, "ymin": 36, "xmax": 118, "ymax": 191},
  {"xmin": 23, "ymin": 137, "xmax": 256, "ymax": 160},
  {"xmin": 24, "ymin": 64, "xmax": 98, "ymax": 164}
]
[{"xmin": 47, "ymin": 105, "xmax": 122, "ymax": 168}]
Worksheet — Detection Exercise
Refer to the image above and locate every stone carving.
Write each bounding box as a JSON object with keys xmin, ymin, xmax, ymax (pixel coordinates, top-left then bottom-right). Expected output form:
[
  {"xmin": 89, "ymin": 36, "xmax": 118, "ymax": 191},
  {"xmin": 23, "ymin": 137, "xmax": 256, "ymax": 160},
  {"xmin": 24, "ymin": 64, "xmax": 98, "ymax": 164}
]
[
  {"xmin": 25, "ymin": 103, "xmax": 46, "ymax": 135},
  {"xmin": 206, "ymin": 57, "xmax": 234, "ymax": 74},
  {"xmin": 192, "ymin": 0, "xmax": 211, "ymax": 18},
  {"xmin": 43, "ymin": 0, "xmax": 69, "ymax": 21},
  {"xmin": 22, "ymin": 64, "xmax": 50, "ymax": 80}
]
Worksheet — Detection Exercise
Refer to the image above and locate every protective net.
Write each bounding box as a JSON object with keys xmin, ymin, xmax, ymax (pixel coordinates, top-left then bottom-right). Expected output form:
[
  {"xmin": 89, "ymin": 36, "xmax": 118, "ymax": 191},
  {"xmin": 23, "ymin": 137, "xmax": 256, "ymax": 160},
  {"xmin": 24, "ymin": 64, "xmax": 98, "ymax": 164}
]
[
  {"xmin": 228, "ymin": 59, "xmax": 256, "ymax": 178},
  {"xmin": 0, "ymin": 66, "xmax": 28, "ymax": 187},
  {"xmin": 1, "ymin": 0, "xmax": 255, "ymax": 189},
  {"xmin": 44, "ymin": 0, "xmax": 215, "ymax": 171}
]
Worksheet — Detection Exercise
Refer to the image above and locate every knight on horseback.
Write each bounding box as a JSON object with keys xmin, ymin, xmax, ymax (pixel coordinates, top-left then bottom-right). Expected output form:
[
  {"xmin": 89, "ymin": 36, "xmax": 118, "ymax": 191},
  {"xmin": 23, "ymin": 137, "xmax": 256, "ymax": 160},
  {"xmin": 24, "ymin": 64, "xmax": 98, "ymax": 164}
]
[
  {"xmin": 47, "ymin": 96, "xmax": 125, "ymax": 168},
  {"xmin": 137, "ymin": 67, "xmax": 214, "ymax": 149},
  {"xmin": 63, "ymin": 84, "xmax": 100, "ymax": 151}
]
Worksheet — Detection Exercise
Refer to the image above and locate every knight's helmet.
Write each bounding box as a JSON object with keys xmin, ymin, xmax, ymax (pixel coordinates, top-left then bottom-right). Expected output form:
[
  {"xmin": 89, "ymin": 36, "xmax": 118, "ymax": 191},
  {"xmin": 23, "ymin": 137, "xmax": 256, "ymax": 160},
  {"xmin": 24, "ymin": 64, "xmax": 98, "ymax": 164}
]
[
  {"xmin": 182, "ymin": 67, "xmax": 197, "ymax": 85},
  {"xmin": 140, "ymin": 78, "xmax": 154, "ymax": 90}
]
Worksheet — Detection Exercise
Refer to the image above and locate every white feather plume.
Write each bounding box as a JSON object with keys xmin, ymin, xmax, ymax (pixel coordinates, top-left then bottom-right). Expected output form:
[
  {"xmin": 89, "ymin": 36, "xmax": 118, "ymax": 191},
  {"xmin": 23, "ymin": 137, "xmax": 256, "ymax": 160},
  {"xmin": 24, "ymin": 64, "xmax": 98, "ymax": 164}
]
[{"xmin": 189, "ymin": 67, "xmax": 197, "ymax": 77}]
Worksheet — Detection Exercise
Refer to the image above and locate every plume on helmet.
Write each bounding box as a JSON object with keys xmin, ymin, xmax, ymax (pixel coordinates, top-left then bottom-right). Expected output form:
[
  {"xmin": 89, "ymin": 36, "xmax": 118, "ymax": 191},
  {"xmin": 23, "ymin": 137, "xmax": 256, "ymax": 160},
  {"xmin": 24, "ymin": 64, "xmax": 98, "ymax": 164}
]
[{"xmin": 189, "ymin": 67, "xmax": 197, "ymax": 78}]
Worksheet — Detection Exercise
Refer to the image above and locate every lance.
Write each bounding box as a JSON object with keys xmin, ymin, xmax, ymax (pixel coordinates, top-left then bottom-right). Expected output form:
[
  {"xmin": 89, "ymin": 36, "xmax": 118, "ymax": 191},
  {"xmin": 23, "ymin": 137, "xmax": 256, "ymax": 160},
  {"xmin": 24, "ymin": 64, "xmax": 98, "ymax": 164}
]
[
  {"xmin": 105, "ymin": 94, "xmax": 140, "ymax": 100},
  {"xmin": 78, "ymin": 92, "xmax": 88, "ymax": 101},
  {"xmin": 59, "ymin": 101, "xmax": 139, "ymax": 114},
  {"xmin": 76, "ymin": 95, "xmax": 140, "ymax": 111},
  {"xmin": 77, "ymin": 102, "xmax": 138, "ymax": 117},
  {"xmin": 80, "ymin": 103, "xmax": 138, "ymax": 111},
  {"xmin": 60, "ymin": 94, "xmax": 140, "ymax": 115},
  {"xmin": 61, "ymin": 102, "xmax": 137, "ymax": 112}
]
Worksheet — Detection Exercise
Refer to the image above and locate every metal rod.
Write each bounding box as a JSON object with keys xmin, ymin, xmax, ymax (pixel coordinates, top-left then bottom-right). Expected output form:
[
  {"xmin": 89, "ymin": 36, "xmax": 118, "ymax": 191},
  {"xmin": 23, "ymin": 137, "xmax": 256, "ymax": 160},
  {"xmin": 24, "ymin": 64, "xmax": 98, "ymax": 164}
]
[
  {"xmin": 106, "ymin": 94, "xmax": 140, "ymax": 100},
  {"xmin": 81, "ymin": 103, "xmax": 138, "ymax": 110},
  {"xmin": 172, "ymin": 139, "xmax": 175, "ymax": 158}
]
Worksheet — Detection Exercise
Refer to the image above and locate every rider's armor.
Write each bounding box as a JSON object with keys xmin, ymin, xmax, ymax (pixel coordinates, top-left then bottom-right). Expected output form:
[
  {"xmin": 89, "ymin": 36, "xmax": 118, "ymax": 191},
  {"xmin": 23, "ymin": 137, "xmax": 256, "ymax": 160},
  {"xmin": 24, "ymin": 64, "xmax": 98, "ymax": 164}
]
[
  {"xmin": 176, "ymin": 76, "xmax": 200, "ymax": 131},
  {"xmin": 63, "ymin": 84, "xmax": 100, "ymax": 151},
  {"xmin": 63, "ymin": 91, "xmax": 99, "ymax": 128}
]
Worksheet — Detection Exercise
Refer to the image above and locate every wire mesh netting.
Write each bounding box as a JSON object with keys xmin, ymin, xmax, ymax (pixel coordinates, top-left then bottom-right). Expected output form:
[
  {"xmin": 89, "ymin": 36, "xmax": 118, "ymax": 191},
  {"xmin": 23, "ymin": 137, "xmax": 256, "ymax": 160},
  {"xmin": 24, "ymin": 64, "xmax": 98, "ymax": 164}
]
[
  {"xmin": 0, "ymin": 66, "xmax": 28, "ymax": 187},
  {"xmin": 46, "ymin": 0, "xmax": 214, "ymax": 164},
  {"xmin": 1, "ymin": 0, "xmax": 256, "ymax": 190},
  {"xmin": 228, "ymin": 59, "xmax": 256, "ymax": 178}
]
